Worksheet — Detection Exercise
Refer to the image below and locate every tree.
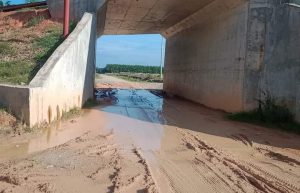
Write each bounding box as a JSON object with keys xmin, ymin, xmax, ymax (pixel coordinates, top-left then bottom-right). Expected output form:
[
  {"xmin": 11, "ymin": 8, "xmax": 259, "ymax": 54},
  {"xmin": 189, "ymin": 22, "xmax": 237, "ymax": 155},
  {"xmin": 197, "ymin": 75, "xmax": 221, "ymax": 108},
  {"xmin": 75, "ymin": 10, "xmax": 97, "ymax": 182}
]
[
  {"xmin": 0, "ymin": 0, "xmax": 11, "ymax": 7},
  {"xmin": 5, "ymin": 0, "xmax": 11, "ymax": 6}
]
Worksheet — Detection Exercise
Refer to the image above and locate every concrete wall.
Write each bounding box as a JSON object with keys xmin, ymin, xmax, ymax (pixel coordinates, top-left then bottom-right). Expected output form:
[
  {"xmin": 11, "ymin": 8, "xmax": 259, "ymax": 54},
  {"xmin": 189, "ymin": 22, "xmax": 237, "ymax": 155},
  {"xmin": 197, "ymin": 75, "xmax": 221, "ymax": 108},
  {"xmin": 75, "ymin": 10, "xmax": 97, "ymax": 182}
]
[
  {"xmin": 47, "ymin": 0, "xmax": 95, "ymax": 21},
  {"xmin": 164, "ymin": 0, "xmax": 248, "ymax": 112},
  {"xmin": 47, "ymin": 0, "xmax": 107, "ymax": 36},
  {"xmin": 0, "ymin": 13, "xmax": 98, "ymax": 126},
  {"xmin": 244, "ymin": 1, "xmax": 300, "ymax": 121},
  {"xmin": 28, "ymin": 13, "xmax": 96, "ymax": 126},
  {"xmin": 0, "ymin": 85, "xmax": 30, "ymax": 123},
  {"xmin": 164, "ymin": 0, "xmax": 300, "ymax": 121}
]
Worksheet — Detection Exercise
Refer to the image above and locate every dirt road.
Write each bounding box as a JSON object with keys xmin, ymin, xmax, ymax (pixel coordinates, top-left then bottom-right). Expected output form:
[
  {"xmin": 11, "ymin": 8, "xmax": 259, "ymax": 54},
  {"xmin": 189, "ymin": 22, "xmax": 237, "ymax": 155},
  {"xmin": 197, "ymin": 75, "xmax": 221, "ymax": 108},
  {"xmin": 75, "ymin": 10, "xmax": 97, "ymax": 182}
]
[
  {"xmin": 0, "ymin": 76, "xmax": 300, "ymax": 193},
  {"xmin": 95, "ymin": 74, "xmax": 163, "ymax": 90}
]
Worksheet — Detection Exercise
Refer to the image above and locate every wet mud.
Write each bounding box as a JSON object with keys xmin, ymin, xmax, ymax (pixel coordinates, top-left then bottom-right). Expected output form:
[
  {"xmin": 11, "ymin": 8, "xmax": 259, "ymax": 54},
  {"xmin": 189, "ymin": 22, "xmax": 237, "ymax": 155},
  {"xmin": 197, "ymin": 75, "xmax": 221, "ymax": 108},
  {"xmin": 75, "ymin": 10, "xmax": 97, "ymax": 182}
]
[{"xmin": 0, "ymin": 78, "xmax": 300, "ymax": 192}]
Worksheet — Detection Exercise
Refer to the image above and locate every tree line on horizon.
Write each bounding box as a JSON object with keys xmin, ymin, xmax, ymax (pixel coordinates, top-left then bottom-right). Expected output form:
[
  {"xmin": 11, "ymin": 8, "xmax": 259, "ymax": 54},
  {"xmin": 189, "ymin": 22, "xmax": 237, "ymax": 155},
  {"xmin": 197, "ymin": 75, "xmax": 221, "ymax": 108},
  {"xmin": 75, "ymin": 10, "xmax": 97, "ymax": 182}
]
[{"xmin": 97, "ymin": 64, "xmax": 163, "ymax": 74}]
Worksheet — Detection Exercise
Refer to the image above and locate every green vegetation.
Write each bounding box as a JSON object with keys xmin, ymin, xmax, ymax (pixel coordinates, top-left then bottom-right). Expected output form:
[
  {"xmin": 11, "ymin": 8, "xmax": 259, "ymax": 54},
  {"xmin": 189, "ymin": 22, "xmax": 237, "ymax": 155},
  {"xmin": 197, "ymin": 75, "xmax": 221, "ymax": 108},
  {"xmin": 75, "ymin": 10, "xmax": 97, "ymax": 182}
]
[
  {"xmin": 228, "ymin": 92, "xmax": 300, "ymax": 134},
  {"xmin": 0, "ymin": 26, "xmax": 63, "ymax": 84},
  {"xmin": 61, "ymin": 108, "xmax": 82, "ymax": 120},
  {"xmin": 0, "ymin": 42, "xmax": 15, "ymax": 55},
  {"xmin": 70, "ymin": 21, "xmax": 77, "ymax": 32},
  {"xmin": 27, "ymin": 15, "xmax": 44, "ymax": 27},
  {"xmin": 0, "ymin": 104, "xmax": 6, "ymax": 112},
  {"xmin": 0, "ymin": 0, "xmax": 11, "ymax": 7},
  {"xmin": 100, "ymin": 64, "xmax": 163, "ymax": 74},
  {"xmin": 34, "ymin": 28, "xmax": 63, "ymax": 63},
  {"xmin": 30, "ymin": 28, "xmax": 63, "ymax": 79},
  {"xmin": 0, "ymin": 60, "xmax": 34, "ymax": 84},
  {"xmin": 83, "ymin": 98, "xmax": 99, "ymax": 108}
]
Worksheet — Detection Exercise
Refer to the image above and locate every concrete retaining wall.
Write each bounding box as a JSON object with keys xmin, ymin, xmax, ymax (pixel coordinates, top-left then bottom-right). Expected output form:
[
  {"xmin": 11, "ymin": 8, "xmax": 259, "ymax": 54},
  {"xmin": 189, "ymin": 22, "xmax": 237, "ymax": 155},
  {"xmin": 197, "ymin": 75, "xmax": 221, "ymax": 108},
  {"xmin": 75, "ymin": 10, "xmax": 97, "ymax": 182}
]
[
  {"xmin": 244, "ymin": 1, "xmax": 300, "ymax": 121},
  {"xmin": 263, "ymin": 3, "xmax": 300, "ymax": 119},
  {"xmin": 164, "ymin": 1, "xmax": 248, "ymax": 112},
  {"xmin": 0, "ymin": 13, "xmax": 96, "ymax": 126},
  {"xmin": 28, "ymin": 13, "xmax": 96, "ymax": 126},
  {"xmin": 0, "ymin": 85, "xmax": 30, "ymax": 123}
]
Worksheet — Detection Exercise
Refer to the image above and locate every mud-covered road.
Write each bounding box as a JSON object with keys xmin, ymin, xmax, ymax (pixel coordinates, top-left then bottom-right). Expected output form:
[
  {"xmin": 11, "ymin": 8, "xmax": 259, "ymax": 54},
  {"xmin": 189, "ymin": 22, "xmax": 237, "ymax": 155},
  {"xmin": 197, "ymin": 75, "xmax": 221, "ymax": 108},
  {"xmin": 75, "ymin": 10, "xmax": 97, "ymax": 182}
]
[{"xmin": 0, "ymin": 76, "xmax": 300, "ymax": 193}]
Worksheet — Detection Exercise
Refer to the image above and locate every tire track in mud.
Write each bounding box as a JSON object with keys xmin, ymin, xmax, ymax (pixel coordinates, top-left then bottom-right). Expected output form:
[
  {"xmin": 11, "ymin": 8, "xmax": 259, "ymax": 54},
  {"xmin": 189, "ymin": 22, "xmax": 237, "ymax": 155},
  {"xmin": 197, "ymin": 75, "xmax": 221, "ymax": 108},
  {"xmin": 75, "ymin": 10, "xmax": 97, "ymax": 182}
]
[
  {"xmin": 230, "ymin": 134, "xmax": 253, "ymax": 147},
  {"xmin": 83, "ymin": 135, "xmax": 158, "ymax": 193},
  {"xmin": 178, "ymin": 129, "xmax": 300, "ymax": 193},
  {"xmin": 132, "ymin": 148, "xmax": 158, "ymax": 193},
  {"xmin": 104, "ymin": 147, "xmax": 158, "ymax": 193},
  {"xmin": 256, "ymin": 147, "xmax": 300, "ymax": 166}
]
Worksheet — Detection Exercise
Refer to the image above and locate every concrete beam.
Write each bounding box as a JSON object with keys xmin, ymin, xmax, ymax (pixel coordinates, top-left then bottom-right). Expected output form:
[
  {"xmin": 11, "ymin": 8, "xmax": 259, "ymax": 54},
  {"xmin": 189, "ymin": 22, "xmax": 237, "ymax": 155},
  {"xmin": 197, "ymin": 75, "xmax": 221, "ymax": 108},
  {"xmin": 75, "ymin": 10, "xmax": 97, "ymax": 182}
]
[
  {"xmin": 162, "ymin": 0, "xmax": 246, "ymax": 38},
  {"xmin": 104, "ymin": 0, "xmax": 215, "ymax": 34}
]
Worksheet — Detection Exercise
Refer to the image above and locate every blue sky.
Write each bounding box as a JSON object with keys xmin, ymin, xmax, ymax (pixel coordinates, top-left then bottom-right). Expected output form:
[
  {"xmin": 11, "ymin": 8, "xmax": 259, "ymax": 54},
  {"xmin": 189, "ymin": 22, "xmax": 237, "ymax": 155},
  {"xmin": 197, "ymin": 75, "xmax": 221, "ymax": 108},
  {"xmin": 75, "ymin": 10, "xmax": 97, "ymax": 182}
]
[
  {"xmin": 8, "ymin": 0, "xmax": 166, "ymax": 68},
  {"xmin": 97, "ymin": 35, "xmax": 166, "ymax": 68},
  {"xmin": 5, "ymin": 0, "xmax": 43, "ymax": 4}
]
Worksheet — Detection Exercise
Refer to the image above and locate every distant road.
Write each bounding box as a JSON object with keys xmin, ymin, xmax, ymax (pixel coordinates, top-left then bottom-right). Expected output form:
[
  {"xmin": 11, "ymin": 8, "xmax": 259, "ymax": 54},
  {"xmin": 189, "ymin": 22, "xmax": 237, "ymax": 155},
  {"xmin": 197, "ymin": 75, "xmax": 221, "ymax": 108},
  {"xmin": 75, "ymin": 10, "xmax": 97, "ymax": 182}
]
[{"xmin": 95, "ymin": 74, "xmax": 163, "ymax": 90}]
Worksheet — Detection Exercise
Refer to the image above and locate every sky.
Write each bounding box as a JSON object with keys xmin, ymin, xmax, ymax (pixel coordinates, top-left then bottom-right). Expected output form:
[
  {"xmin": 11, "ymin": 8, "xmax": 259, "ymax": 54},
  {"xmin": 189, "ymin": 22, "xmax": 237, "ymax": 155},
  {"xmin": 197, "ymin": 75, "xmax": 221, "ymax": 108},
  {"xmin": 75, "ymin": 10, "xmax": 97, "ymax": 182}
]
[
  {"xmin": 97, "ymin": 35, "xmax": 166, "ymax": 68},
  {"xmin": 4, "ymin": 0, "xmax": 43, "ymax": 4},
  {"xmin": 7, "ymin": 0, "xmax": 166, "ymax": 69}
]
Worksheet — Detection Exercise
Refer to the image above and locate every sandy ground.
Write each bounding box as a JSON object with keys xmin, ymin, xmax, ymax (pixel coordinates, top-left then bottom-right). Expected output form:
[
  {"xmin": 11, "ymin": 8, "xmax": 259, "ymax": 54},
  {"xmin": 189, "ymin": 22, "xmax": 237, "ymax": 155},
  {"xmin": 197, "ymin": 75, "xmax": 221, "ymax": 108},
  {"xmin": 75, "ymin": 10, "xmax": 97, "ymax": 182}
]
[
  {"xmin": 95, "ymin": 74, "xmax": 163, "ymax": 90},
  {"xmin": 0, "ymin": 75, "xmax": 300, "ymax": 193}
]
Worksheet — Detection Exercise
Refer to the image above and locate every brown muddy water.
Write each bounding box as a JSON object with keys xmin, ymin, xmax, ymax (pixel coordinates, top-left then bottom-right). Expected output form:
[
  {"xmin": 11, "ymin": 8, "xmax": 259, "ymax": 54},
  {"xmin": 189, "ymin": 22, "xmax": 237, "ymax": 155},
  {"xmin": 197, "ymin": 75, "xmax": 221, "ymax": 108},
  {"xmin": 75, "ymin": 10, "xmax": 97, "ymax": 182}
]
[
  {"xmin": 0, "ymin": 89, "xmax": 165, "ymax": 159},
  {"xmin": 0, "ymin": 89, "xmax": 300, "ymax": 193}
]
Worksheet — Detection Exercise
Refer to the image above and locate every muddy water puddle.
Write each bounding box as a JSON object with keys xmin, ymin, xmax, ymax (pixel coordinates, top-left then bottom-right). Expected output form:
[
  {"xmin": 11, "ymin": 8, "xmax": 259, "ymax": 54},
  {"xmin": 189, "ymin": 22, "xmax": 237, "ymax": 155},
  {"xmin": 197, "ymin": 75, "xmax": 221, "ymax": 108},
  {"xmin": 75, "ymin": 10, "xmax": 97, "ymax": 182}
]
[
  {"xmin": 0, "ymin": 89, "xmax": 167, "ymax": 160},
  {"xmin": 101, "ymin": 89, "xmax": 166, "ymax": 149},
  {"xmin": 0, "ymin": 110, "xmax": 105, "ymax": 160}
]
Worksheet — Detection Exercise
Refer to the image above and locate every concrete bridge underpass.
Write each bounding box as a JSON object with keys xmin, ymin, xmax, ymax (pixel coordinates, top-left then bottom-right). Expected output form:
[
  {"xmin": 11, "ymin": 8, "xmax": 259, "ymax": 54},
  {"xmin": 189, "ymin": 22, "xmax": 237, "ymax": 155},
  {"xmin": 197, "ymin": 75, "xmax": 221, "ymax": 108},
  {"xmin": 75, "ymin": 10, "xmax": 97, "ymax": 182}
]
[
  {"xmin": 46, "ymin": 0, "xmax": 300, "ymax": 123},
  {"xmin": 1, "ymin": 0, "xmax": 298, "ymax": 126}
]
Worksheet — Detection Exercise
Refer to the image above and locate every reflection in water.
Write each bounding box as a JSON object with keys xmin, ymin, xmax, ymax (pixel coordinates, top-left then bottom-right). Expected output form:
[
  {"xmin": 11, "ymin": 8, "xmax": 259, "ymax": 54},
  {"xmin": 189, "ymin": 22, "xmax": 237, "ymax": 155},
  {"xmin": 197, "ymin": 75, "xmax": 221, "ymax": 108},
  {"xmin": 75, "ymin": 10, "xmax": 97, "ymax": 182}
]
[
  {"xmin": 0, "ymin": 89, "xmax": 167, "ymax": 160},
  {"xmin": 100, "ymin": 89, "xmax": 166, "ymax": 151},
  {"xmin": 0, "ymin": 108, "xmax": 106, "ymax": 160}
]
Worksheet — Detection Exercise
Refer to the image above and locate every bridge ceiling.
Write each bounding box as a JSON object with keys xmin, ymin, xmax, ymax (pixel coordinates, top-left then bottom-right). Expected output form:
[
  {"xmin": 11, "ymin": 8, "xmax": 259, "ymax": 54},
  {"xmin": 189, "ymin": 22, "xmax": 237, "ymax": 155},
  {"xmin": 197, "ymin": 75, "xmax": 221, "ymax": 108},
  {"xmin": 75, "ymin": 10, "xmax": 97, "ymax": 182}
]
[{"xmin": 103, "ymin": 0, "xmax": 215, "ymax": 35}]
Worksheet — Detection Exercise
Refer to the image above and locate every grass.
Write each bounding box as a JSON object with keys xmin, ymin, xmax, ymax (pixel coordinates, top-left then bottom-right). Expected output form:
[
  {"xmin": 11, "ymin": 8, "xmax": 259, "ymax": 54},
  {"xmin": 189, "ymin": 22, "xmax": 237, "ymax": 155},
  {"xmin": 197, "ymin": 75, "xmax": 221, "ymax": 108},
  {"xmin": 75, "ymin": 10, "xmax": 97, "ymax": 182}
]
[
  {"xmin": 0, "ymin": 15, "xmax": 64, "ymax": 85},
  {"xmin": 83, "ymin": 98, "xmax": 99, "ymax": 108},
  {"xmin": 27, "ymin": 15, "xmax": 44, "ymax": 27},
  {"xmin": 34, "ymin": 28, "xmax": 63, "ymax": 63},
  {"xmin": 61, "ymin": 108, "xmax": 82, "ymax": 121},
  {"xmin": 30, "ymin": 28, "xmax": 63, "ymax": 80},
  {"xmin": 227, "ymin": 94, "xmax": 300, "ymax": 134},
  {"xmin": 0, "ymin": 42, "xmax": 15, "ymax": 55},
  {"xmin": 0, "ymin": 29, "xmax": 63, "ymax": 84},
  {"xmin": 0, "ymin": 60, "xmax": 34, "ymax": 84},
  {"xmin": 0, "ymin": 15, "xmax": 78, "ymax": 85},
  {"xmin": 0, "ymin": 104, "xmax": 6, "ymax": 112}
]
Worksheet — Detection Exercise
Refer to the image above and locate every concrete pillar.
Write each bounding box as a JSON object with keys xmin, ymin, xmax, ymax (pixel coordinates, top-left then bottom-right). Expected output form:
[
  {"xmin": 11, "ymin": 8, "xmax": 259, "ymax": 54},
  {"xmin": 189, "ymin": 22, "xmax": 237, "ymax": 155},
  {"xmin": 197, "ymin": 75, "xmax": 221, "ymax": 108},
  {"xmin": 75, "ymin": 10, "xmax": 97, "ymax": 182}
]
[
  {"xmin": 164, "ymin": 0, "xmax": 300, "ymax": 118},
  {"xmin": 244, "ymin": 0, "xmax": 300, "ymax": 117},
  {"xmin": 163, "ymin": 0, "xmax": 248, "ymax": 112}
]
